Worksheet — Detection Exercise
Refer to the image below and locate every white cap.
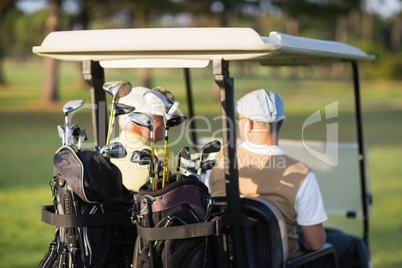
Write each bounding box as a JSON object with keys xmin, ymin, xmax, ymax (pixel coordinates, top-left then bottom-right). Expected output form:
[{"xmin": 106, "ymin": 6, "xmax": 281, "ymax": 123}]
[
  {"xmin": 236, "ymin": 89, "xmax": 284, "ymax": 123},
  {"xmin": 119, "ymin": 86, "xmax": 166, "ymax": 116}
]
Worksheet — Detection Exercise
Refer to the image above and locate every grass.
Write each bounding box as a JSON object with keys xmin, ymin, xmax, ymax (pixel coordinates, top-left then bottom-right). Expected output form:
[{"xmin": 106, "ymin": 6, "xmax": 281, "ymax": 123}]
[{"xmin": 0, "ymin": 60, "xmax": 402, "ymax": 267}]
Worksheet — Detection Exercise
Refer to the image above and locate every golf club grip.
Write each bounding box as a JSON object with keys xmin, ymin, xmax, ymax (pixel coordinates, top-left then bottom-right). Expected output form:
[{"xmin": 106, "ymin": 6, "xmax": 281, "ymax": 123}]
[
  {"xmin": 152, "ymin": 152, "xmax": 158, "ymax": 191},
  {"xmin": 105, "ymin": 106, "xmax": 115, "ymax": 147},
  {"xmin": 162, "ymin": 139, "xmax": 168, "ymax": 188},
  {"xmin": 166, "ymin": 144, "xmax": 170, "ymax": 183}
]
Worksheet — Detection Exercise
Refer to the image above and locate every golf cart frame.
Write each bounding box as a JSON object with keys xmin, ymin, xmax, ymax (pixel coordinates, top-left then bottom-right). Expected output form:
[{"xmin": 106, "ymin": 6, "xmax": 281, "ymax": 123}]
[{"xmin": 33, "ymin": 27, "xmax": 374, "ymax": 267}]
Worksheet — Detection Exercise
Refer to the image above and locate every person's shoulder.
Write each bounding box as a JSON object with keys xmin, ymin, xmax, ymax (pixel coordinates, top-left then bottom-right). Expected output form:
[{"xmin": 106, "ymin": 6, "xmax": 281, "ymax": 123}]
[{"xmin": 278, "ymin": 154, "xmax": 312, "ymax": 174}]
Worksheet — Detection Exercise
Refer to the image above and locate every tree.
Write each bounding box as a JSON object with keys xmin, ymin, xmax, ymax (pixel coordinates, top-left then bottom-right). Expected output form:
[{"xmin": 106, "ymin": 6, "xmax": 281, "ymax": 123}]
[
  {"xmin": 42, "ymin": 0, "xmax": 61, "ymax": 102},
  {"xmin": 391, "ymin": 11, "xmax": 402, "ymax": 52},
  {"xmin": 270, "ymin": 0, "xmax": 363, "ymax": 78},
  {"xmin": 0, "ymin": 0, "xmax": 16, "ymax": 87}
]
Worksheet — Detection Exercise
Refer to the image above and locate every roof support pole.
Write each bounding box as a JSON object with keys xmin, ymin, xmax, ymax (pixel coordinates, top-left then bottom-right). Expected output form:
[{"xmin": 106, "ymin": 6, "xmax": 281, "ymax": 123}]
[
  {"xmin": 213, "ymin": 59, "xmax": 246, "ymax": 267},
  {"xmin": 83, "ymin": 60, "xmax": 107, "ymax": 148},
  {"xmin": 183, "ymin": 68, "xmax": 198, "ymax": 151},
  {"xmin": 351, "ymin": 61, "xmax": 370, "ymax": 252}
]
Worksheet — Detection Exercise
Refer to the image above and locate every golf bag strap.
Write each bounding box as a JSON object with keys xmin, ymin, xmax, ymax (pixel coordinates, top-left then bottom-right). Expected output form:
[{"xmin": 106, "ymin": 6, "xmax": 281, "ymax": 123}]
[
  {"xmin": 136, "ymin": 213, "xmax": 256, "ymax": 241},
  {"xmin": 41, "ymin": 205, "xmax": 131, "ymax": 227}
]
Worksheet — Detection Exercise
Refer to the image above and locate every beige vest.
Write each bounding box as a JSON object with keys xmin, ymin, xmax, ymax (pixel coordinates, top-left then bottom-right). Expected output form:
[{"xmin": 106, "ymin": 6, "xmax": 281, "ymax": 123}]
[{"xmin": 209, "ymin": 147, "xmax": 311, "ymax": 257}]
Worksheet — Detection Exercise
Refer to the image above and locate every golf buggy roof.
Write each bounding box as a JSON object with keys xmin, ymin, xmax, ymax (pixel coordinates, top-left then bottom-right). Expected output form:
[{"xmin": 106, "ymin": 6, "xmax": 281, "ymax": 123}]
[{"xmin": 32, "ymin": 27, "xmax": 374, "ymax": 66}]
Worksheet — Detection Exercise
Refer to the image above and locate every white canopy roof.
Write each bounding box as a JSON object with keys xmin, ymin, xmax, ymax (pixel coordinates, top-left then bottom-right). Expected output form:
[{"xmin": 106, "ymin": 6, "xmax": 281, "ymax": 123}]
[{"xmin": 32, "ymin": 27, "xmax": 375, "ymax": 68}]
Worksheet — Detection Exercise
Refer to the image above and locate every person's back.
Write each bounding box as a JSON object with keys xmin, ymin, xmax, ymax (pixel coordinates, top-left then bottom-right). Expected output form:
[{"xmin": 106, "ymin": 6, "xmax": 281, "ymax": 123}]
[
  {"xmin": 210, "ymin": 145, "xmax": 323, "ymax": 256},
  {"xmin": 209, "ymin": 89, "xmax": 358, "ymax": 267},
  {"xmin": 208, "ymin": 89, "xmax": 327, "ymax": 257}
]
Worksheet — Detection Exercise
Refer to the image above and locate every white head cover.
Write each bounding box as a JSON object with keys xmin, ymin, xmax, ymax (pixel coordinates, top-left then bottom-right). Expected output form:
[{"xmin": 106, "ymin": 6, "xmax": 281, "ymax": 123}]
[{"xmin": 236, "ymin": 89, "xmax": 284, "ymax": 123}]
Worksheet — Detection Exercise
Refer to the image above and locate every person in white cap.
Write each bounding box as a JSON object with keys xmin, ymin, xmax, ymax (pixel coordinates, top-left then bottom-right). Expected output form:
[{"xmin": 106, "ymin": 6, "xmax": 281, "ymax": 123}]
[
  {"xmin": 111, "ymin": 86, "xmax": 167, "ymax": 192},
  {"xmin": 208, "ymin": 89, "xmax": 356, "ymax": 266}
]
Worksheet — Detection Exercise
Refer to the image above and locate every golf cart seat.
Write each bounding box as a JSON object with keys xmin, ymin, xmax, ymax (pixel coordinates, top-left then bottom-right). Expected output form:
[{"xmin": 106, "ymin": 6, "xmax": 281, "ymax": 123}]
[{"xmin": 210, "ymin": 196, "xmax": 339, "ymax": 268}]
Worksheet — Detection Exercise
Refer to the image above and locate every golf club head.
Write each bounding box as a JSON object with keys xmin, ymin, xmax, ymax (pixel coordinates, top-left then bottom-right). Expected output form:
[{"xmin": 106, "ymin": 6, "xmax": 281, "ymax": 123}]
[
  {"xmin": 100, "ymin": 142, "xmax": 127, "ymax": 158},
  {"xmin": 179, "ymin": 146, "xmax": 191, "ymax": 160},
  {"xmin": 139, "ymin": 148, "xmax": 163, "ymax": 176},
  {"xmin": 63, "ymin": 100, "xmax": 85, "ymax": 116},
  {"xmin": 143, "ymin": 89, "xmax": 174, "ymax": 114},
  {"xmin": 168, "ymin": 101, "xmax": 180, "ymax": 114},
  {"xmin": 176, "ymin": 146, "xmax": 191, "ymax": 181},
  {"xmin": 165, "ymin": 114, "xmax": 187, "ymax": 128},
  {"xmin": 79, "ymin": 128, "xmax": 87, "ymax": 141},
  {"xmin": 140, "ymin": 148, "xmax": 153, "ymax": 159},
  {"xmin": 57, "ymin": 125, "xmax": 65, "ymax": 137},
  {"xmin": 77, "ymin": 128, "xmax": 87, "ymax": 152},
  {"xmin": 129, "ymin": 112, "xmax": 153, "ymax": 130},
  {"xmin": 103, "ymin": 81, "xmax": 132, "ymax": 98},
  {"xmin": 57, "ymin": 125, "xmax": 65, "ymax": 145},
  {"xmin": 115, "ymin": 103, "xmax": 135, "ymax": 117},
  {"xmin": 201, "ymin": 140, "xmax": 221, "ymax": 155},
  {"xmin": 131, "ymin": 149, "xmax": 155, "ymax": 178},
  {"xmin": 67, "ymin": 124, "xmax": 81, "ymax": 146},
  {"xmin": 198, "ymin": 140, "xmax": 221, "ymax": 175},
  {"xmin": 201, "ymin": 159, "xmax": 216, "ymax": 171},
  {"xmin": 131, "ymin": 150, "xmax": 151, "ymax": 165},
  {"xmin": 153, "ymin": 86, "xmax": 175, "ymax": 108},
  {"xmin": 179, "ymin": 166, "xmax": 200, "ymax": 180}
]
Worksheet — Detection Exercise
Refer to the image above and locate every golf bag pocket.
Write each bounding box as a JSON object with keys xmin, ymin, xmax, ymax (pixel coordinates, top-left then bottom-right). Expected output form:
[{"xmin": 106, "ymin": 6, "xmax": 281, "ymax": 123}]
[
  {"xmin": 39, "ymin": 146, "xmax": 135, "ymax": 268},
  {"xmin": 132, "ymin": 176, "xmax": 219, "ymax": 268}
]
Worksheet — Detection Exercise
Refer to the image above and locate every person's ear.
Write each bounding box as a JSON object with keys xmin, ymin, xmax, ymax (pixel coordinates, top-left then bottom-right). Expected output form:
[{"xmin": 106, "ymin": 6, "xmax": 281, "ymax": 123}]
[
  {"xmin": 243, "ymin": 118, "xmax": 253, "ymax": 133},
  {"xmin": 246, "ymin": 119, "xmax": 253, "ymax": 133}
]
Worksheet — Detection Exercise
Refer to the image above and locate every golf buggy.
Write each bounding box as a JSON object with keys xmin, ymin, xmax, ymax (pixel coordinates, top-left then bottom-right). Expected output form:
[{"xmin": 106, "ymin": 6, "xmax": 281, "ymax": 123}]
[{"xmin": 33, "ymin": 27, "xmax": 374, "ymax": 267}]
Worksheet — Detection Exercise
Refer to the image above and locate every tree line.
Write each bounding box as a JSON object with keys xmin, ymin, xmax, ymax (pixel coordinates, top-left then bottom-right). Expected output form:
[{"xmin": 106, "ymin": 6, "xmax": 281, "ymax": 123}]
[{"xmin": 0, "ymin": 0, "xmax": 401, "ymax": 102}]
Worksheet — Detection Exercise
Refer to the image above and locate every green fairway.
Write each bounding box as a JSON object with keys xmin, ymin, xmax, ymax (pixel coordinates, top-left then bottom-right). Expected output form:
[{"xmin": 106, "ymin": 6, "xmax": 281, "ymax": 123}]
[{"xmin": 0, "ymin": 60, "xmax": 401, "ymax": 267}]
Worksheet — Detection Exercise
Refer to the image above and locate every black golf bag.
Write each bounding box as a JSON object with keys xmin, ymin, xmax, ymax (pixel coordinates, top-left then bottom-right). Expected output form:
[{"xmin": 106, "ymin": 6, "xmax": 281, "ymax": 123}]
[
  {"xmin": 132, "ymin": 176, "xmax": 221, "ymax": 268},
  {"xmin": 38, "ymin": 146, "xmax": 135, "ymax": 268}
]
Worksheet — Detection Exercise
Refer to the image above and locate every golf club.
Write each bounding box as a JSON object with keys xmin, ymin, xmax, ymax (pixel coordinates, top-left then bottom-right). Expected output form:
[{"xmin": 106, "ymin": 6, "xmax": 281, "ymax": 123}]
[
  {"xmin": 128, "ymin": 112, "xmax": 157, "ymax": 189},
  {"xmin": 131, "ymin": 149, "xmax": 155, "ymax": 186},
  {"xmin": 176, "ymin": 147, "xmax": 191, "ymax": 181},
  {"xmin": 62, "ymin": 100, "xmax": 85, "ymax": 145},
  {"xmin": 114, "ymin": 103, "xmax": 135, "ymax": 117},
  {"xmin": 57, "ymin": 125, "xmax": 65, "ymax": 145},
  {"xmin": 201, "ymin": 159, "xmax": 216, "ymax": 172},
  {"xmin": 66, "ymin": 123, "xmax": 80, "ymax": 146},
  {"xmin": 162, "ymin": 114, "xmax": 187, "ymax": 188},
  {"xmin": 103, "ymin": 80, "xmax": 132, "ymax": 147},
  {"xmin": 168, "ymin": 101, "xmax": 179, "ymax": 114},
  {"xmin": 197, "ymin": 140, "xmax": 221, "ymax": 176},
  {"xmin": 77, "ymin": 128, "xmax": 87, "ymax": 152},
  {"xmin": 179, "ymin": 166, "xmax": 200, "ymax": 180},
  {"xmin": 143, "ymin": 87, "xmax": 175, "ymax": 114},
  {"xmin": 111, "ymin": 103, "xmax": 136, "ymax": 141},
  {"xmin": 100, "ymin": 142, "xmax": 127, "ymax": 158},
  {"xmin": 140, "ymin": 149, "xmax": 164, "ymax": 180}
]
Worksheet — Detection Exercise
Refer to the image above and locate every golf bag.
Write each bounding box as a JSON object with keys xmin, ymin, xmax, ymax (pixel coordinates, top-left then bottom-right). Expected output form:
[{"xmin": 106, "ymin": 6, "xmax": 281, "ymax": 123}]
[
  {"xmin": 132, "ymin": 175, "xmax": 219, "ymax": 268},
  {"xmin": 38, "ymin": 146, "xmax": 135, "ymax": 268}
]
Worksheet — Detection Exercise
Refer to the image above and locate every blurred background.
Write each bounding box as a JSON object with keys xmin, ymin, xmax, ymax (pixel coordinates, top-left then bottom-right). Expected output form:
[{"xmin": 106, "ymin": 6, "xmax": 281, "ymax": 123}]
[{"xmin": 0, "ymin": 0, "xmax": 401, "ymax": 267}]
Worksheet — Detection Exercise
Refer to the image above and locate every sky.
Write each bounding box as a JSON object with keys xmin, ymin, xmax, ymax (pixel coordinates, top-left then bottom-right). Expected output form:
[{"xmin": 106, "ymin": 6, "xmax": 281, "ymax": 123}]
[
  {"xmin": 365, "ymin": 0, "xmax": 402, "ymax": 18},
  {"xmin": 16, "ymin": 0, "xmax": 80, "ymax": 15},
  {"xmin": 15, "ymin": 0, "xmax": 402, "ymax": 19}
]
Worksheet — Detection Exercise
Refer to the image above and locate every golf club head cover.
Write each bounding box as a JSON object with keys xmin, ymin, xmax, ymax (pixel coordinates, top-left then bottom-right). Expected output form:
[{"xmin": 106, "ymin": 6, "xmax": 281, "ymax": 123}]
[{"xmin": 53, "ymin": 146, "xmax": 124, "ymax": 203}]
